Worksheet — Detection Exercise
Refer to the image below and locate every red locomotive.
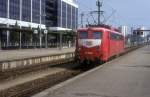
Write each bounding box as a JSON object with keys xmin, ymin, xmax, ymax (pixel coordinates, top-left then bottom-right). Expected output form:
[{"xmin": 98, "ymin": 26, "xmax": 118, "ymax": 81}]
[{"xmin": 75, "ymin": 25, "xmax": 124, "ymax": 64}]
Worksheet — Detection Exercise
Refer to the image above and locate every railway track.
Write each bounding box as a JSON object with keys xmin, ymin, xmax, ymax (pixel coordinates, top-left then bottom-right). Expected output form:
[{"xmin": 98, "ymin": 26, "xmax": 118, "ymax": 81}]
[
  {"xmin": 0, "ymin": 62, "xmax": 82, "ymax": 97},
  {"xmin": 0, "ymin": 45, "xmax": 144, "ymax": 97}
]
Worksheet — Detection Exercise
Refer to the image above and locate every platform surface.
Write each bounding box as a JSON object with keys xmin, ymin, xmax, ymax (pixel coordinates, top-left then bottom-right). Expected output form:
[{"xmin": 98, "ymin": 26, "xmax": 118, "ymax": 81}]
[
  {"xmin": 33, "ymin": 45, "xmax": 150, "ymax": 97},
  {"xmin": 0, "ymin": 47, "xmax": 75, "ymax": 61}
]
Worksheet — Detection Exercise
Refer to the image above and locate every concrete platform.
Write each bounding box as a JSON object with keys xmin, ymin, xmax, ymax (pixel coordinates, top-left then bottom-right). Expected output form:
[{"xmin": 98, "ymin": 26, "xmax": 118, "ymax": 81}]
[
  {"xmin": 0, "ymin": 47, "xmax": 75, "ymax": 61},
  {"xmin": 33, "ymin": 45, "xmax": 150, "ymax": 97}
]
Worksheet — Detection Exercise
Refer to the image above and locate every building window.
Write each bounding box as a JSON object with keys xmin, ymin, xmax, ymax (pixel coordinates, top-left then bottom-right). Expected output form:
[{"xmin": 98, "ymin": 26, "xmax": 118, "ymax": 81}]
[
  {"xmin": 67, "ymin": 4, "xmax": 71, "ymax": 28},
  {"xmin": 0, "ymin": 0, "xmax": 7, "ymax": 18},
  {"xmin": 32, "ymin": 0, "xmax": 40, "ymax": 23},
  {"xmin": 22, "ymin": 0, "xmax": 31, "ymax": 22},
  {"xmin": 62, "ymin": 1, "xmax": 66, "ymax": 28},
  {"xmin": 45, "ymin": 0, "xmax": 57, "ymax": 27},
  {"xmin": 57, "ymin": 0, "xmax": 61, "ymax": 27},
  {"xmin": 10, "ymin": 0, "xmax": 20, "ymax": 20},
  {"xmin": 76, "ymin": 7, "xmax": 78, "ymax": 29},
  {"xmin": 41, "ymin": 0, "xmax": 45, "ymax": 24},
  {"xmin": 72, "ymin": 6, "xmax": 76, "ymax": 29}
]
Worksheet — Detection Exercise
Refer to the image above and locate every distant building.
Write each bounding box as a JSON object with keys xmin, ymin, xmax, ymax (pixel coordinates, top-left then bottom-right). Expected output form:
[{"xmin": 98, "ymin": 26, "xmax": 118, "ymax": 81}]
[
  {"xmin": 134, "ymin": 27, "xmax": 149, "ymax": 43},
  {"xmin": 118, "ymin": 26, "xmax": 128, "ymax": 36},
  {"xmin": 138, "ymin": 27, "xmax": 147, "ymax": 38}
]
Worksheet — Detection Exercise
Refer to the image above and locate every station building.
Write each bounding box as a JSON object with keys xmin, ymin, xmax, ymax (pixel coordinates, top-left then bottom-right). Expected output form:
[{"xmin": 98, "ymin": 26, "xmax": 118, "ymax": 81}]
[
  {"xmin": 47, "ymin": 0, "xmax": 78, "ymax": 31},
  {"xmin": 0, "ymin": 0, "xmax": 78, "ymax": 49},
  {"xmin": 0, "ymin": 0, "xmax": 46, "ymax": 29}
]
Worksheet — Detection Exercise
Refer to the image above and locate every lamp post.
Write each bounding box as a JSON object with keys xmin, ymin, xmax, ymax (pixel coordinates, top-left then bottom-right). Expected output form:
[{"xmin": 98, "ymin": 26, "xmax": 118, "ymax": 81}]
[
  {"xmin": 38, "ymin": 14, "xmax": 46, "ymax": 48},
  {"xmin": 39, "ymin": 0, "xmax": 42, "ymax": 48},
  {"xmin": 34, "ymin": 29, "xmax": 38, "ymax": 48},
  {"xmin": 6, "ymin": 23, "xmax": 10, "ymax": 48},
  {"xmin": 35, "ymin": 0, "xmax": 46, "ymax": 48},
  {"xmin": 96, "ymin": 0, "xmax": 103, "ymax": 25},
  {"xmin": 6, "ymin": 0, "xmax": 10, "ymax": 48},
  {"xmin": 44, "ymin": 30, "xmax": 48, "ymax": 48},
  {"xmin": 39, "ymin": 25, "xmax": 42, "ymax": 48},
  {"xmin": 59, "ymin": 32, "xmax": 62, "ymax": 50}
]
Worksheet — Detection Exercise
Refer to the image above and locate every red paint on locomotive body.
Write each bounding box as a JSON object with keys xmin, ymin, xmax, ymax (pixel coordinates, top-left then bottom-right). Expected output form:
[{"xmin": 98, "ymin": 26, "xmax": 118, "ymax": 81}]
[{"xmin": 75, "ymin": 25, "xmax": 124, "ymax": 63}]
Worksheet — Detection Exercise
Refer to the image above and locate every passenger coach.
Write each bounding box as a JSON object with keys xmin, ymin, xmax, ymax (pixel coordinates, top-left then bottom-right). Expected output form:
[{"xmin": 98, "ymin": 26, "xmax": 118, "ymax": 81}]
[{"xmin": 75, "ymin": 25, "xmax": 124, "ymax": 64}]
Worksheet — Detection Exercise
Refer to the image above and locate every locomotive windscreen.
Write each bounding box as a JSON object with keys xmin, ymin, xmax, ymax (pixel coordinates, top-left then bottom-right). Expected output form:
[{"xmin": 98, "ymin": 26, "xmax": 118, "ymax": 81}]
[
  {"xmin": 79, "ymin": 32, "xmax": 88, "ymax": 39},
  {"xmin": 92, "ymin": 32, "xmax": 102, "ymax": 39}
]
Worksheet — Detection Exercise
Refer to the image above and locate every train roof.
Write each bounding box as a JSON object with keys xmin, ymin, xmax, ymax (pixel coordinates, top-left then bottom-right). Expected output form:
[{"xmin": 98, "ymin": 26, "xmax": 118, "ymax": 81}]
[{"xmin": 78, "ymin": 24, "xmax": 122, "ymax": 34}]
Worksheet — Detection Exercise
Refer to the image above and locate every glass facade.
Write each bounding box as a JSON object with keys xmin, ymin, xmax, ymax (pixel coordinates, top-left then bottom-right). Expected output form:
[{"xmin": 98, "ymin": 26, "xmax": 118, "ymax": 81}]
[
  {"xmin": 58, "ymin": 1, "xmax": 78, "ymax": 29},
  {"xmin": 0, "ymin": 0, "xmax": 7, "ymax": 18},
  {"xmin": 67, "ymin": 4, "xmax": 71, "ymax": 29},
  {"xmin": 32, "ymin": 0, "xmax": 40, "ymax": 23},
  {"xmin": 62, "ymin": 1, "xmax": 66, "ymax": 28},
  {"xmin": 41, "ymin": 0, "xmax": 46, "ymax": 24},
  {"xmin": 72, "ymin": 6, "xmax": 76, "ymax": 29},
  {"xmin": 10, "ymin": 0, "xmax": 20, "ymax": 20},
  {"xmin": 0, "ymin": 0, "xmax": 78, "ymax": 29},
  {"xmin": 22, "ymin": 0, "xmax": 31, "ymax": 22},
  {"xmin": 57, "ymin": 0, "xmax": 61, "ymax": 27},
  {"xmin": 45, "ymin": 0, "xmax": 57, "ymax": 27},
  {"xmin": 76, "ymin": 7, "xmax": 78, "ymax": 29}
]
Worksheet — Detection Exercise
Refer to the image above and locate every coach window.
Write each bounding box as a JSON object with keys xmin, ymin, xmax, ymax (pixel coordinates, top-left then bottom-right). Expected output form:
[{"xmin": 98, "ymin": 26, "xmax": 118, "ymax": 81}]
[
  {"xmin": 93, "ymin": 32, "xmax": 102, "ymax": 39},
  {"xmin": 79, "ymin": 32, "xmax": 88, "ymax": 39}
]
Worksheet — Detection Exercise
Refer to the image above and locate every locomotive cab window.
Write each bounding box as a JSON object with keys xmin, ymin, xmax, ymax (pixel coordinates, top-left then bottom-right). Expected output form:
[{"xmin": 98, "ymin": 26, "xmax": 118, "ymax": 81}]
[
  {"xmin": 110, "ymin": 32, "xmax": 123, "ymax": 40},
  {"xmin": 92, "ymin": 32, "xmax": 102, "ymax": 39},
  {"xmin": 79, "ymin": 32, "xmax": 88, "ymax": 39}
]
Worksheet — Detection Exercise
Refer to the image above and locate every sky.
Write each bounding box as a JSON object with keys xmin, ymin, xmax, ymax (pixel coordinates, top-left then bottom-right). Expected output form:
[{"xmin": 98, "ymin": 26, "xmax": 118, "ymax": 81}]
[{"xmin": 77, "ymin": 0, "xmax": 150, "ymax": 28}]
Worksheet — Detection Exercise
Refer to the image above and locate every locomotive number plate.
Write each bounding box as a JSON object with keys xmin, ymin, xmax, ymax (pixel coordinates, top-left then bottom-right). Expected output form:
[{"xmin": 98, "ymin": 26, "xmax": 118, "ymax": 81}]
[{"xmin": 85, "ymin": 52, "xmax": 93, "ymax": 54}]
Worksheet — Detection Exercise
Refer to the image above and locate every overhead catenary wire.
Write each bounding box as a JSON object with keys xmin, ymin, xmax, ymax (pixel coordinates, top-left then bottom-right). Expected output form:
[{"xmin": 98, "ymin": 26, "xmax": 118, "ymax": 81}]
[
  {"xmin": 78, "ymin": 0, "xmax": 126, "ymax": 27},
  {"xmin": 104, "ymin": 0, "xmax": 129, "ymax": 26},
  {"xmin": 78, "ymin": 0, "xmax": 96, "ymax": 27}
]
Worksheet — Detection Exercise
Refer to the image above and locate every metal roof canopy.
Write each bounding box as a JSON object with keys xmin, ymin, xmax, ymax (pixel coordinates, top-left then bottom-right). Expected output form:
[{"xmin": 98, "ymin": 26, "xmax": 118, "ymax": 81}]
[
  {"xmin": 48, "ymin": 30, "xmax": 76, "ymax": 36},
  {"xmin": 0, "ymin": 26, "xmax": 76, "ymax": 36},
  {"xmin": 0, "ymin": 26, "xmax": 32, "ymax": 32}
]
